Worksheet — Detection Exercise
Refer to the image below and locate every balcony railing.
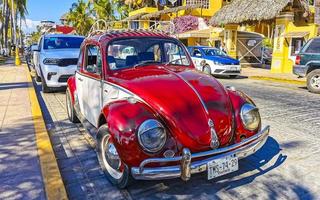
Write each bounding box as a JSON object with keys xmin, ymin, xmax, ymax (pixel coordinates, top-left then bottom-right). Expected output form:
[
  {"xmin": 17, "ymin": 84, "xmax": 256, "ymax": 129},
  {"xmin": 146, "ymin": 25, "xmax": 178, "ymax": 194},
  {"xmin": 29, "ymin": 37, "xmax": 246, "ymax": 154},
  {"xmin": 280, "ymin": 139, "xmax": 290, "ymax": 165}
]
[{"xmin": 186, "ymin": 0, "xmax": 209, "ymax": 9}]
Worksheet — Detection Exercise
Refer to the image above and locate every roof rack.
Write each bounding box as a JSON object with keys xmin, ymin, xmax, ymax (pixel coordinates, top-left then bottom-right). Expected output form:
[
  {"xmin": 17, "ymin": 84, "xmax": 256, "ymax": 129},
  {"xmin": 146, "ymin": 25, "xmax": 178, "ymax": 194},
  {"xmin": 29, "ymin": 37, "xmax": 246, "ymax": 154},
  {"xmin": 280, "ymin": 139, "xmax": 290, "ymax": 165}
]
[{"xmin": 87, "ymin": 20, "xmax": 175, "ymax": 37}]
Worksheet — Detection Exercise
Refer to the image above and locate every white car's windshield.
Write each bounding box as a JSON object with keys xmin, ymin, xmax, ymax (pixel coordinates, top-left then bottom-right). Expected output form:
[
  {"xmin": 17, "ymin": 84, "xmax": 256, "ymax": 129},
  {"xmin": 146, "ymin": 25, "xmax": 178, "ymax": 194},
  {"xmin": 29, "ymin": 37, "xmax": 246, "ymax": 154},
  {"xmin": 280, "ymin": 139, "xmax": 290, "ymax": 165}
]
[
  {"xmin": 203, "ymin": 48, "xmax": 227, "ymax": 56},
  {"xmin": 107, "ymin": 38, "xmax": 190, "ymax": 70},
  {"xmin": 44, "ymin": 37, "xmax": 84, "ymax": 50}
]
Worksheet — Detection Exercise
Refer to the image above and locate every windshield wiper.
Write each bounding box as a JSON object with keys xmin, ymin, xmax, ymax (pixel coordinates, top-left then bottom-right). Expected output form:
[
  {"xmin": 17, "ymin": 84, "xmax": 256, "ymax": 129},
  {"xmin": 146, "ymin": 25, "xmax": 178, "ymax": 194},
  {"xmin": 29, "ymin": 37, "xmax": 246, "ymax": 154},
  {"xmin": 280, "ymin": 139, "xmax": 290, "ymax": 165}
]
[
  {"xmin": 133, "ymin": 60, "xmax": 160, "ymax": 68},
  {"xmin": 165, "ymin": 58, "xmax": 184, "ymax": 66}
]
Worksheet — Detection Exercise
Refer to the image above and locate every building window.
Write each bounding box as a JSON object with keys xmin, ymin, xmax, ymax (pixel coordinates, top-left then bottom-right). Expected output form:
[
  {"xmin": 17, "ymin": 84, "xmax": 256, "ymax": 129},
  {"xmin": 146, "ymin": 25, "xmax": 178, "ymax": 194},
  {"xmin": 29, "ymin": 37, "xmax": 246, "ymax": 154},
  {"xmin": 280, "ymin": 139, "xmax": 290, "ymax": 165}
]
[
  {"xmin": 291, "ymin": 38, "xmax": 304, "ymax": 56},
  {"xmin": 186, "ymin": 0, "xmax": 209, "ymax": 9}
]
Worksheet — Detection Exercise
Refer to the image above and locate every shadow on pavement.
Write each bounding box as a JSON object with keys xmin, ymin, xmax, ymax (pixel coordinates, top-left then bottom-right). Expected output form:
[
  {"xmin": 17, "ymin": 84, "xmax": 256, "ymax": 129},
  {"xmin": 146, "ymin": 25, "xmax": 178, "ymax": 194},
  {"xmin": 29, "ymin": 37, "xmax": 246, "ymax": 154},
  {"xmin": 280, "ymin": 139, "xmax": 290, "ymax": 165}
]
[
  {"xmin": 0, "ymin": 82, "xmax": 31, "ymax": 90},
  {"xmin": 127, "ymin": 137, "xmax": 314, "ymax": 199}
]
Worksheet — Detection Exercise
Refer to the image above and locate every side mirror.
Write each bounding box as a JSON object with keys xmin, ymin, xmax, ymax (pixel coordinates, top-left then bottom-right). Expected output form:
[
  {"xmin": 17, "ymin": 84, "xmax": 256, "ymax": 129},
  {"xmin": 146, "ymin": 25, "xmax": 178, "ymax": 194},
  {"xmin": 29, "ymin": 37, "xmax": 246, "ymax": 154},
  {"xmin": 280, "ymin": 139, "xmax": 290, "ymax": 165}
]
[{"xmin": 31, "ymin": 45, "xmax": 39, "ymax": 52}]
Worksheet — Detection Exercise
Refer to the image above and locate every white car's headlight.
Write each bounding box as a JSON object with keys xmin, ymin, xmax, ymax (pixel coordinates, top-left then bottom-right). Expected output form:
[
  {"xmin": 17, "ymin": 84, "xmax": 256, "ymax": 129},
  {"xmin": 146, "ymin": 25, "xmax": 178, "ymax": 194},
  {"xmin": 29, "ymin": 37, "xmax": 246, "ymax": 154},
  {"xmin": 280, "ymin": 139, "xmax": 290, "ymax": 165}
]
[
  {"xmin": 240, "ymin": 103, "xmax": 261, "ymax": 131},
  {"xmin": 43, "ymin": 58, "xmax": 60, "ymax": 65},
  {"xmin": 138, "ymin": 119, "xmax": 167, "ymax": 153}
]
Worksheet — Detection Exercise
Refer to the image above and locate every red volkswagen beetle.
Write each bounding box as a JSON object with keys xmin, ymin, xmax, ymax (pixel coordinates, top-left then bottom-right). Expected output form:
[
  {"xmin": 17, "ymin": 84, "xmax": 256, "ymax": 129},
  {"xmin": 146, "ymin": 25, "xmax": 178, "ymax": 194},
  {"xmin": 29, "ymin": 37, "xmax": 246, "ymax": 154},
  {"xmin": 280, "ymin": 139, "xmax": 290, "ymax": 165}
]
[{"xmin": 66, "ymin": 30, "xmax": 270, "ymax": 188}]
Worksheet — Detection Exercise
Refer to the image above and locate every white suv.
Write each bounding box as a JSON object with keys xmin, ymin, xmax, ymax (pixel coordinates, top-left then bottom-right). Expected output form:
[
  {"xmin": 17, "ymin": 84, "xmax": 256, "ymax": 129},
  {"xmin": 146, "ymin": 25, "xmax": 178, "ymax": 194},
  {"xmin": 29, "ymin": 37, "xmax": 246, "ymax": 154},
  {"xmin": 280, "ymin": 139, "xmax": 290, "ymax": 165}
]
[{"xmin": 33, "ymin": 34, "xmax": 85, "ymax": 92}]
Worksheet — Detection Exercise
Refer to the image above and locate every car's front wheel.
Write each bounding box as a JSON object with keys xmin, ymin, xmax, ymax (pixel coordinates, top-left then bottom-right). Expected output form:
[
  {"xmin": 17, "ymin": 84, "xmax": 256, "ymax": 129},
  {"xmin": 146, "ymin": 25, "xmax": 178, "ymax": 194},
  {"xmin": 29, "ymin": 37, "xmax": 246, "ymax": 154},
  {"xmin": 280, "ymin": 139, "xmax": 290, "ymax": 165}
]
[
  {"xmin": 96, "ymin": 125, "xmax": 132, "ymax": 189},
  {"xmin": 41, "ymin": 75, "xmax": 51, "ymax": 93},
  {"xmin": 203, "ymin": 64, "xmax": 211, "ymax": 75},
  {"xmin": 307, "ymin": 69, "xmax": 320, "ymax": 94}
]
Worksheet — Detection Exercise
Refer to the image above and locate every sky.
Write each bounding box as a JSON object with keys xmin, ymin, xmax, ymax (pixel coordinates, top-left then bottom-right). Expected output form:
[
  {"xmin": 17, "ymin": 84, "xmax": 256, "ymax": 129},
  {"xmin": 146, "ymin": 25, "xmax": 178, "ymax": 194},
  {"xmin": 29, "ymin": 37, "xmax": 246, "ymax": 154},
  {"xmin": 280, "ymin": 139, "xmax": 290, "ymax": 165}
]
[{"xmin": 23, "ymin": 0, "xmax": 77, "ymax": 33}]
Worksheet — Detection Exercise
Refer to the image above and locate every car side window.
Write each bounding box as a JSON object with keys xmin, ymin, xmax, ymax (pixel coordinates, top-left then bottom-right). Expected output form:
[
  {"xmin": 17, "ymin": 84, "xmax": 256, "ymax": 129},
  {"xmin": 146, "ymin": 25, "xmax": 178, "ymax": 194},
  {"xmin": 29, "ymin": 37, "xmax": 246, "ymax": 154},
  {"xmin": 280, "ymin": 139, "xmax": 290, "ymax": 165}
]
[
  {"xmin": 84, "ymin": 45, "xmax": 102, "ymax": 75},
  {"xmin": 77, "ymin": 48, "xmax": 84, "ymax": 71},
  {"xmin": 305, "ymin": 39, "xmax": 320, "ymax": 53},
  {"xmin": 192, "ymin": 49, "xmax": 202, "ymax": 57}
]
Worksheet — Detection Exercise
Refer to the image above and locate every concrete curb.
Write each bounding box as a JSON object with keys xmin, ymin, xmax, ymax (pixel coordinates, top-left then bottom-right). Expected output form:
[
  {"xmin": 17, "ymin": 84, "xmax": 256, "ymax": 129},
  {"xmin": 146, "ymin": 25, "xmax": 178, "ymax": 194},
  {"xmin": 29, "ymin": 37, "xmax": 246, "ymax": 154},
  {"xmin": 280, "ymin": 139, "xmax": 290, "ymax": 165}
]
[
  {"xmin": 25, "ymin": 65, "xmax": 68, "ymax": 200},
  {"xmin": 249, "ymin": 76, "xmax": 306, "ymax": 85}
]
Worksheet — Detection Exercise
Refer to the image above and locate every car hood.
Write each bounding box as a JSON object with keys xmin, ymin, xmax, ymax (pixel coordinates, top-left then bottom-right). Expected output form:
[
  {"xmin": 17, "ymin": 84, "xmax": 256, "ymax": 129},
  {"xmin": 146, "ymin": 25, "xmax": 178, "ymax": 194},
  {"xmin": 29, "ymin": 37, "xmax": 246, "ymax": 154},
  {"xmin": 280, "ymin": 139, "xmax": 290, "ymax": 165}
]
[
  {"xmin": 109, "ymin": 65, "xmax": 234, "ymax": 151},
  {"xmin": 41, "ymin": 49, "xmax": 80, "ymax": 59},
  {"xmin": 206, "ymin": 55, "xmax": 239, "ymax": 65}
]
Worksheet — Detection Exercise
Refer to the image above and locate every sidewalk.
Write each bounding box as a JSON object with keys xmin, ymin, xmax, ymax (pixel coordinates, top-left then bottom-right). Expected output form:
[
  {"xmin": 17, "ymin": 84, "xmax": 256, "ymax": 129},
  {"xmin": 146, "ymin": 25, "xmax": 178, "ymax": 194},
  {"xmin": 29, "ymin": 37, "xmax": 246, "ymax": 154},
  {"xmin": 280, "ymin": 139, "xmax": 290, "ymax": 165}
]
[
  {"xmin": 241, "ymin": 66, "xmax": 306, "ymax": 85},
  {"xmin": 0, "ymin": 61, "xmax": 67, "ymax": 199}
]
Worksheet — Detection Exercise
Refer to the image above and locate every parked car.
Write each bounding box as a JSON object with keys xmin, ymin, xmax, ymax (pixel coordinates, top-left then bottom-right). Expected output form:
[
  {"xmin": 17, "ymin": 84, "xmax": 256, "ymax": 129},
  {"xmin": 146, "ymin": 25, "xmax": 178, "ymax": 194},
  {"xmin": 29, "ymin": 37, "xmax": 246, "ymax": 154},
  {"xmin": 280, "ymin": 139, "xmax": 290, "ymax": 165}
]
[
  {"xmin": 33, "ymin": 34, "xmax": 85, "ymax": 92},
  {"xmin": 25, "ymin": 44, "xmax": 38, "ymax": 71},
  {"xmin": 293, "ymin": 37, "xmax": 320, "ymax": 94},
  {"xmin": 187, "ymin": 46, "xmax": 241, "ymax": 78},
  {"xmin": 66, "ymin": 30, "xmax": 270, "ymax": 188}
]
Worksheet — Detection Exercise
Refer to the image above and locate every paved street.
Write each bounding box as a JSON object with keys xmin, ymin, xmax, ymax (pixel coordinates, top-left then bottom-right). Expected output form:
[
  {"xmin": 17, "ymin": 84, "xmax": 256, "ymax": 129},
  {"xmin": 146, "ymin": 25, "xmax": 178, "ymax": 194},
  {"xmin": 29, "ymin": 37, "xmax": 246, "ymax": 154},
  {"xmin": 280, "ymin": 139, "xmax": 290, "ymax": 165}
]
[{"xmin": 35, "ymin": 77, "xmax": 320, "ymax": 200}]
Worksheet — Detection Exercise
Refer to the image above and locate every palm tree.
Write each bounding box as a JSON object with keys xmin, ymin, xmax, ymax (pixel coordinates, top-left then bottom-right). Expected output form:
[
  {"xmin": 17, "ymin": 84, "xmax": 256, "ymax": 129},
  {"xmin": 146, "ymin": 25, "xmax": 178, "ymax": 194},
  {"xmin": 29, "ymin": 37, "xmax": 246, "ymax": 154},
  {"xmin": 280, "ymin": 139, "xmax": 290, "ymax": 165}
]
[
  {"xmin": 66, "ymin": 0, "xmax": 94, "ymax": 36},
  {"xmin": 91, "ymin": 0, "xmax": 113, "ymax": 20}
]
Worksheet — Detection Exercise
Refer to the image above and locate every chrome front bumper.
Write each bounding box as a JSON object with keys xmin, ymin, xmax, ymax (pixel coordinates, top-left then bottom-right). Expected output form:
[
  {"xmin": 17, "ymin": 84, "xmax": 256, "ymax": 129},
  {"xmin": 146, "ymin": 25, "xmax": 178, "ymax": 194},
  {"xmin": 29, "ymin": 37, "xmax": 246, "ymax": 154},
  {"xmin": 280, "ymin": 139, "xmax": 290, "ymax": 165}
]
[{"xmin": 131, "ymin": 126, "xmax": 270, "ymax": 181}]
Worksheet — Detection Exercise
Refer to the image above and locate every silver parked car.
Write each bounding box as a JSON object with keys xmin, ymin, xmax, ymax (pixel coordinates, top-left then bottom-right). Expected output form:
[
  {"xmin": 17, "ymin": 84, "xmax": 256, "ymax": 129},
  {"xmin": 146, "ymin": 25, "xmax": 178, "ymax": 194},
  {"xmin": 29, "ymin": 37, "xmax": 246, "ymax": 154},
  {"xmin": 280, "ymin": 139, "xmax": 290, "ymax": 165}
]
[{"xmin": 33, "ymin": 34, "xmax": 84, "ymax": 92}]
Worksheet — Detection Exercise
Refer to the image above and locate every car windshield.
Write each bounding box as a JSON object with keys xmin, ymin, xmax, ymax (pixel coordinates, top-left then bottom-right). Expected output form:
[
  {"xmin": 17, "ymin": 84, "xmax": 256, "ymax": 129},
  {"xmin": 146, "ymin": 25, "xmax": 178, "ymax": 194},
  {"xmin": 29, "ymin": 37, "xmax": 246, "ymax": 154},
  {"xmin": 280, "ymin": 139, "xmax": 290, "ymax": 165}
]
[
  {"xmin": 107, "ymin": 38, "xmax": 190, "ymax": 70},
  {"xmin": 203, "ymin": 48, "xmax": 227, "ymax": 56},
  {"xmin": 44, "ymin": 37, "xmax": 84, "ymax": 50}
]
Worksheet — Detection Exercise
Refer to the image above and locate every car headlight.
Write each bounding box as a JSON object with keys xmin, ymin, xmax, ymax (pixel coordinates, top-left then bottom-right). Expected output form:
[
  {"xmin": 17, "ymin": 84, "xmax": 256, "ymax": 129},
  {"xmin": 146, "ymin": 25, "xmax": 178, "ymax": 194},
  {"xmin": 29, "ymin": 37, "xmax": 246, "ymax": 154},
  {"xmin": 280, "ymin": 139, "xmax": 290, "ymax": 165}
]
[
  {"xmin": 213, "ymin": 61, "xmax": 223, "ymax": 65},
  {"xmin": 137, "ymin": 119, "xmax": 167, "ymax": 153},
  {"xmin": 43, "ymin": 58, "xmax": 60, "ymax": 65},
  {"xmin": 240, "ymin": 103, "xmax": 261, "ymax": 131}
]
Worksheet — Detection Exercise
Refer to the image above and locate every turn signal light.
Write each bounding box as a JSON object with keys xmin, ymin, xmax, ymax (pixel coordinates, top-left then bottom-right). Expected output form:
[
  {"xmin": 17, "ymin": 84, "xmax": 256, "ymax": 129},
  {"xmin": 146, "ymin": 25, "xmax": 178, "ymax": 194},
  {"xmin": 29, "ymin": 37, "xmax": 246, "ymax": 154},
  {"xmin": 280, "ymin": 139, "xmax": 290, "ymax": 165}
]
[{"xmin": 295, "ymin": 55, "xmax": 301, "ymax": 65}]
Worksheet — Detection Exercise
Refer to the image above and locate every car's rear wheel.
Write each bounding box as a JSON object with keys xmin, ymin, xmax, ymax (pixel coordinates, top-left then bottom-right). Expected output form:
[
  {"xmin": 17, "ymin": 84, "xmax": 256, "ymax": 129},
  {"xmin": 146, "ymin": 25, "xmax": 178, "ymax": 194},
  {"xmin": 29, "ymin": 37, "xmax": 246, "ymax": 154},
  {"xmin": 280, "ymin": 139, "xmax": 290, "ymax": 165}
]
[
  {"xmin": 96, "ymin": 125, "xmax": 132, "ymax": 189},
  {"xmin": 307, "ymin": 69, "xmax": 320, "ymax": 94},
  {"xmin": 66, "ymin": 88, "xmax": 79, "ymax": 123},
  {"xmin": 203, "ymin": 65, "xmax": 211, "ymax": 75}
]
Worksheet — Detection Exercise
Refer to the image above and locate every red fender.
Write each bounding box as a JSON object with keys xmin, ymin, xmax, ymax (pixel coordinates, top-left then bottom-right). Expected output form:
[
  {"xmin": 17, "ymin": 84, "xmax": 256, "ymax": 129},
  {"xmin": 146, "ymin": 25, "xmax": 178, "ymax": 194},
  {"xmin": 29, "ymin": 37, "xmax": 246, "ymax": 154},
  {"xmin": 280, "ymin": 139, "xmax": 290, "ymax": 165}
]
[
  {"xmin": 100, "ymin": 100, "xmax": 180, "ymax": 167},
  {"xmin": 227, "ymin": 89, "xmax": 261, "ymax": 143},
  {"xmin": 67, "ymin": 76, "xmax": 77, "ymax": 104}
]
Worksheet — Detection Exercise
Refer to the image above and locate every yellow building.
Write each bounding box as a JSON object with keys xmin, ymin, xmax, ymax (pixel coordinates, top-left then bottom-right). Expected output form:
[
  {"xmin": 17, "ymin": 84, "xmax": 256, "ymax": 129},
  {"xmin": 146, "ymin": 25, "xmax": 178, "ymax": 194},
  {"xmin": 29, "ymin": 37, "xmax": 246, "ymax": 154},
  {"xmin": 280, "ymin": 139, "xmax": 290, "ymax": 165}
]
[{"xmin": 210, "ymin": 0, "xmax": 319, "ymax": 73}]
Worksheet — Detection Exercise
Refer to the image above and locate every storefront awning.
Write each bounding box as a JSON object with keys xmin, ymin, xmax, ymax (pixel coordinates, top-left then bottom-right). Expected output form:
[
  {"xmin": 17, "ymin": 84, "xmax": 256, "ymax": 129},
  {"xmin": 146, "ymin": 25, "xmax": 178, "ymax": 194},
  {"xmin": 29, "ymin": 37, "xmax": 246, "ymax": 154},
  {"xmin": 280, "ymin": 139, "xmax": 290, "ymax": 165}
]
[
  {"xmin": 177, "ymin": 27, "xmax": 223, "ymax": 39},
  {"xmin": 141, "ymin": 4, "xmax": 203, "ymax": 20},
  {"xmin": 282, "ymin": 31, "xmax": 310, "ymax": 38}
]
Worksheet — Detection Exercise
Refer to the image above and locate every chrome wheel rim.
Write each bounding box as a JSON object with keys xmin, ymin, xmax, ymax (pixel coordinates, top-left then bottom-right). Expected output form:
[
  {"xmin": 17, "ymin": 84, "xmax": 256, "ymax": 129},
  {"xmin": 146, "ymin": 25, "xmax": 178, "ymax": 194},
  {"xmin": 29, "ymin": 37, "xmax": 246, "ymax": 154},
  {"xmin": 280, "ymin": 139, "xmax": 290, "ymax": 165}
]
[
  {"xmin": 101, "ymin": 135, "xmax": 124, "ymax": 179},
  {"xmin": 311, "ymin": 75, "xmax": 320, "ymax": 89}
]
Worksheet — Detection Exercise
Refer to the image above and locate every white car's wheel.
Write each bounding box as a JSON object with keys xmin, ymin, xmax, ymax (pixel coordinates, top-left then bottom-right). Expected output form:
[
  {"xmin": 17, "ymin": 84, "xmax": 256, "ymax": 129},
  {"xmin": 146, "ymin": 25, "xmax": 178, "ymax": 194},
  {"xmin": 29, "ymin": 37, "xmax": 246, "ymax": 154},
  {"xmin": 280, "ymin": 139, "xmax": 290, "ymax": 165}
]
[{"xmin": 203, "ymin": 65, "xmax": 211, "ymax": 75}]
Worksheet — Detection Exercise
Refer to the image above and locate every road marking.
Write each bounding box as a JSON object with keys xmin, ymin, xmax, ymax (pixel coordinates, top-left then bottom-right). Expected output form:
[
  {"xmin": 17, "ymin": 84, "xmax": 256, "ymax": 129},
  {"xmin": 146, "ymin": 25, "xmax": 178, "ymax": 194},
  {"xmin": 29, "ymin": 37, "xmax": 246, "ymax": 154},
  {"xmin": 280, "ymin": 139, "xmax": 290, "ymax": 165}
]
[
  {"xmin": 26, "ymin": 65, "xmax": 68, "ymax": 200},
  {"xmin": 249, "ymin": 76, "xmax": 306, "ymax": 85}
]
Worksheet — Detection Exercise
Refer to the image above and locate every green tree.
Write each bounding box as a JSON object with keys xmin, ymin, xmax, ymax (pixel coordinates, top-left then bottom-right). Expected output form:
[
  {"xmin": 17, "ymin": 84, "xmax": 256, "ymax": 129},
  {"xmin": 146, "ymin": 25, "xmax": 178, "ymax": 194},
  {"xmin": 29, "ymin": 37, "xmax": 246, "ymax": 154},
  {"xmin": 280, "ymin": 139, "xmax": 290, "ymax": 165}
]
[
  {"xmin": 92, "ymin": 0, "xmax": 113, "ymax": 20},
  {"xmin": 66, "ymin": 0, "xmax": 94, "ymax": 36}
]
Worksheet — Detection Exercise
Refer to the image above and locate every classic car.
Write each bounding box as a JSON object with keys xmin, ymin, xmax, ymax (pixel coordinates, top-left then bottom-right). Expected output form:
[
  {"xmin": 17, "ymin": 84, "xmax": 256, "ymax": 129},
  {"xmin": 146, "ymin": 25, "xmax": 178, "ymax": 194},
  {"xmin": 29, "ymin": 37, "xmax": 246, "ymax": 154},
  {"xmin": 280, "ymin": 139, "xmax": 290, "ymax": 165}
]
[
  {"xmin": 187, "ymin": 46, "xmax": 241, "ymax": 78},
  {"xmin": 66, "ymin": 30, "xmax": 270, "ymax": 188}
]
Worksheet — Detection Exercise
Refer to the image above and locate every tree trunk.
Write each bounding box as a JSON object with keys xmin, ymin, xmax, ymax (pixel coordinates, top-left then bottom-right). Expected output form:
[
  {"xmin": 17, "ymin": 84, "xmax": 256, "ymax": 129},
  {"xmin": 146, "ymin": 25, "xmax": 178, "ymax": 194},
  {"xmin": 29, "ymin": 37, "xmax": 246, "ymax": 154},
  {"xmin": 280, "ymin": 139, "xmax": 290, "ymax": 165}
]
[{"xmin": 4, "ymin": 0, "xmax": 10, "ymax": 55}]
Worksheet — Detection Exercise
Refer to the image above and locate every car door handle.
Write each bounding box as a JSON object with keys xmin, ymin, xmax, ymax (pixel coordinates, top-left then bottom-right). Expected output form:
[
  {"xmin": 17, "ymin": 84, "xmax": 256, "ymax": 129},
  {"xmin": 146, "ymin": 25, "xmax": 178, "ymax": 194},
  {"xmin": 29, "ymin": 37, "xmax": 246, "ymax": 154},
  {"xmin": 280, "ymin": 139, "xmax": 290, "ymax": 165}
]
[
  {"xmin": 78, "ymin": 77, "xmax": 83, "ymax": 82},
  {"xmin": 104, "ymin": 89, "xmax": 108, "ymax": 93}
]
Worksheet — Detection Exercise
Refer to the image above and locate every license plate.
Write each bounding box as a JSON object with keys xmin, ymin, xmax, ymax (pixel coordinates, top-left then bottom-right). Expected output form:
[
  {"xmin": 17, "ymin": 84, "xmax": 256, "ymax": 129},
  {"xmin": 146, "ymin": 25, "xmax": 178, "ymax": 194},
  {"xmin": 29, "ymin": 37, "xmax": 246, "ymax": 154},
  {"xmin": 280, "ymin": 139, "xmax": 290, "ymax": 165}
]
[{"xmin": 207, "ymin": 154, "xmax": 239, "ymax": 180}]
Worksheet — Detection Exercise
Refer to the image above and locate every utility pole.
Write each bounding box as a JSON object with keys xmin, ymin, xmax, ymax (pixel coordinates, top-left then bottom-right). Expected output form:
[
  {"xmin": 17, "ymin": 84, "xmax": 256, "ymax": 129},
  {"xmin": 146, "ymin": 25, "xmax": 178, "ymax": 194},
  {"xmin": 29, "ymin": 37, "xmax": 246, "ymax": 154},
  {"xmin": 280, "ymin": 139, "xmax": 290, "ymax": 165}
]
[{"xmin": 11, "ymin": 0, "xmax": 21, "ymax": 65}]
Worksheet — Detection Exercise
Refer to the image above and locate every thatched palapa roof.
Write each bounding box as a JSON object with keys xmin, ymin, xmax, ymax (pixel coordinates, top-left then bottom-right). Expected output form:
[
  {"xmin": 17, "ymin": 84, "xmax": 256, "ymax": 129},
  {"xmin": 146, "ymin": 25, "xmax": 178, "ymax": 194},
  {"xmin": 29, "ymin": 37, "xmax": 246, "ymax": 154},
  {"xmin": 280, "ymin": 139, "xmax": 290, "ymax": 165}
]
[
  {"xmin": 141, "ymin": 4, "xmax": 203, "ymax": 20},
  {"xmin": 209, "ymin": 0, "xmax": 308, "ymax": 26}
]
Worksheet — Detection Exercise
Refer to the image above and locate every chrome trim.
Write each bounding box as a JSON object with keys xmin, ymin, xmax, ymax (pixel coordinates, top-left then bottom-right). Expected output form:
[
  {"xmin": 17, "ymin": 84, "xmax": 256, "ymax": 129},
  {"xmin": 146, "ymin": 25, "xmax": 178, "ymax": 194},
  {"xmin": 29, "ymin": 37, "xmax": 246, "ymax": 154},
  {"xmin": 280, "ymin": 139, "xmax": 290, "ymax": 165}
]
[
  {"xmin": 240, "ymin": 103, "xmax": 260, "ymax": 131},
  {"xmin": 131, "ymin": 126, "xmax": 270, "ymax": 180}
]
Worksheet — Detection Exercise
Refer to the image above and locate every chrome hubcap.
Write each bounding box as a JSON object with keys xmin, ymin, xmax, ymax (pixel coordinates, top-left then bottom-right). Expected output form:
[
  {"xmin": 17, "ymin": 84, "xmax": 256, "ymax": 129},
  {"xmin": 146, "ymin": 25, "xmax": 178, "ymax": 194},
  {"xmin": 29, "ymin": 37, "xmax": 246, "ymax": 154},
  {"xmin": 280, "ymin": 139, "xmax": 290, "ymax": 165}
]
[
  {"xmin": 101, "ymin": 135, "xmax": 123, "ymax": 179},
  {"xmin": 311, "ymin": 75, "xmax": 320, "ymax": 88}
]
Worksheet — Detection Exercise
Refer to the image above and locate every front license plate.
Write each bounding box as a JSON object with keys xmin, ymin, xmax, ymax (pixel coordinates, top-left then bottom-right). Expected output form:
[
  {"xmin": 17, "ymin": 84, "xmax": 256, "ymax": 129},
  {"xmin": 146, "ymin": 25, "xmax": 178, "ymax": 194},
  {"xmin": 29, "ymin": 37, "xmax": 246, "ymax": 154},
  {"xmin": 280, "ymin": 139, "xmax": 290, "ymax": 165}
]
[
  {"xmin": 207, "ymin": 154, "xmax": 239, "ymax": 180},
  {"xmin": 230, "ymin": 66, "xmax": 237, "ymax": 71}
]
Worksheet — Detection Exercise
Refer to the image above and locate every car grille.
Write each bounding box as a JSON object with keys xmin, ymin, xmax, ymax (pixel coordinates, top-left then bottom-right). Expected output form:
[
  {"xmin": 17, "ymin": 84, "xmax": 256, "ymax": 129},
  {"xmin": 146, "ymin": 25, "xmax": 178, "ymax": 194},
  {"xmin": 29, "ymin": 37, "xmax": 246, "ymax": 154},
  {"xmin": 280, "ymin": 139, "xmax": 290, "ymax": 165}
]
[
  {"xmin": 57, "ymin": 58, "xmax": 78, "ymax": 67},
  {"xmin": 58, "ymin": 75, "xmax": 73, "ymax": 83},
  {"xmin": 225, "ymin": 70, "xmax": 240, "ymax": 74}
]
